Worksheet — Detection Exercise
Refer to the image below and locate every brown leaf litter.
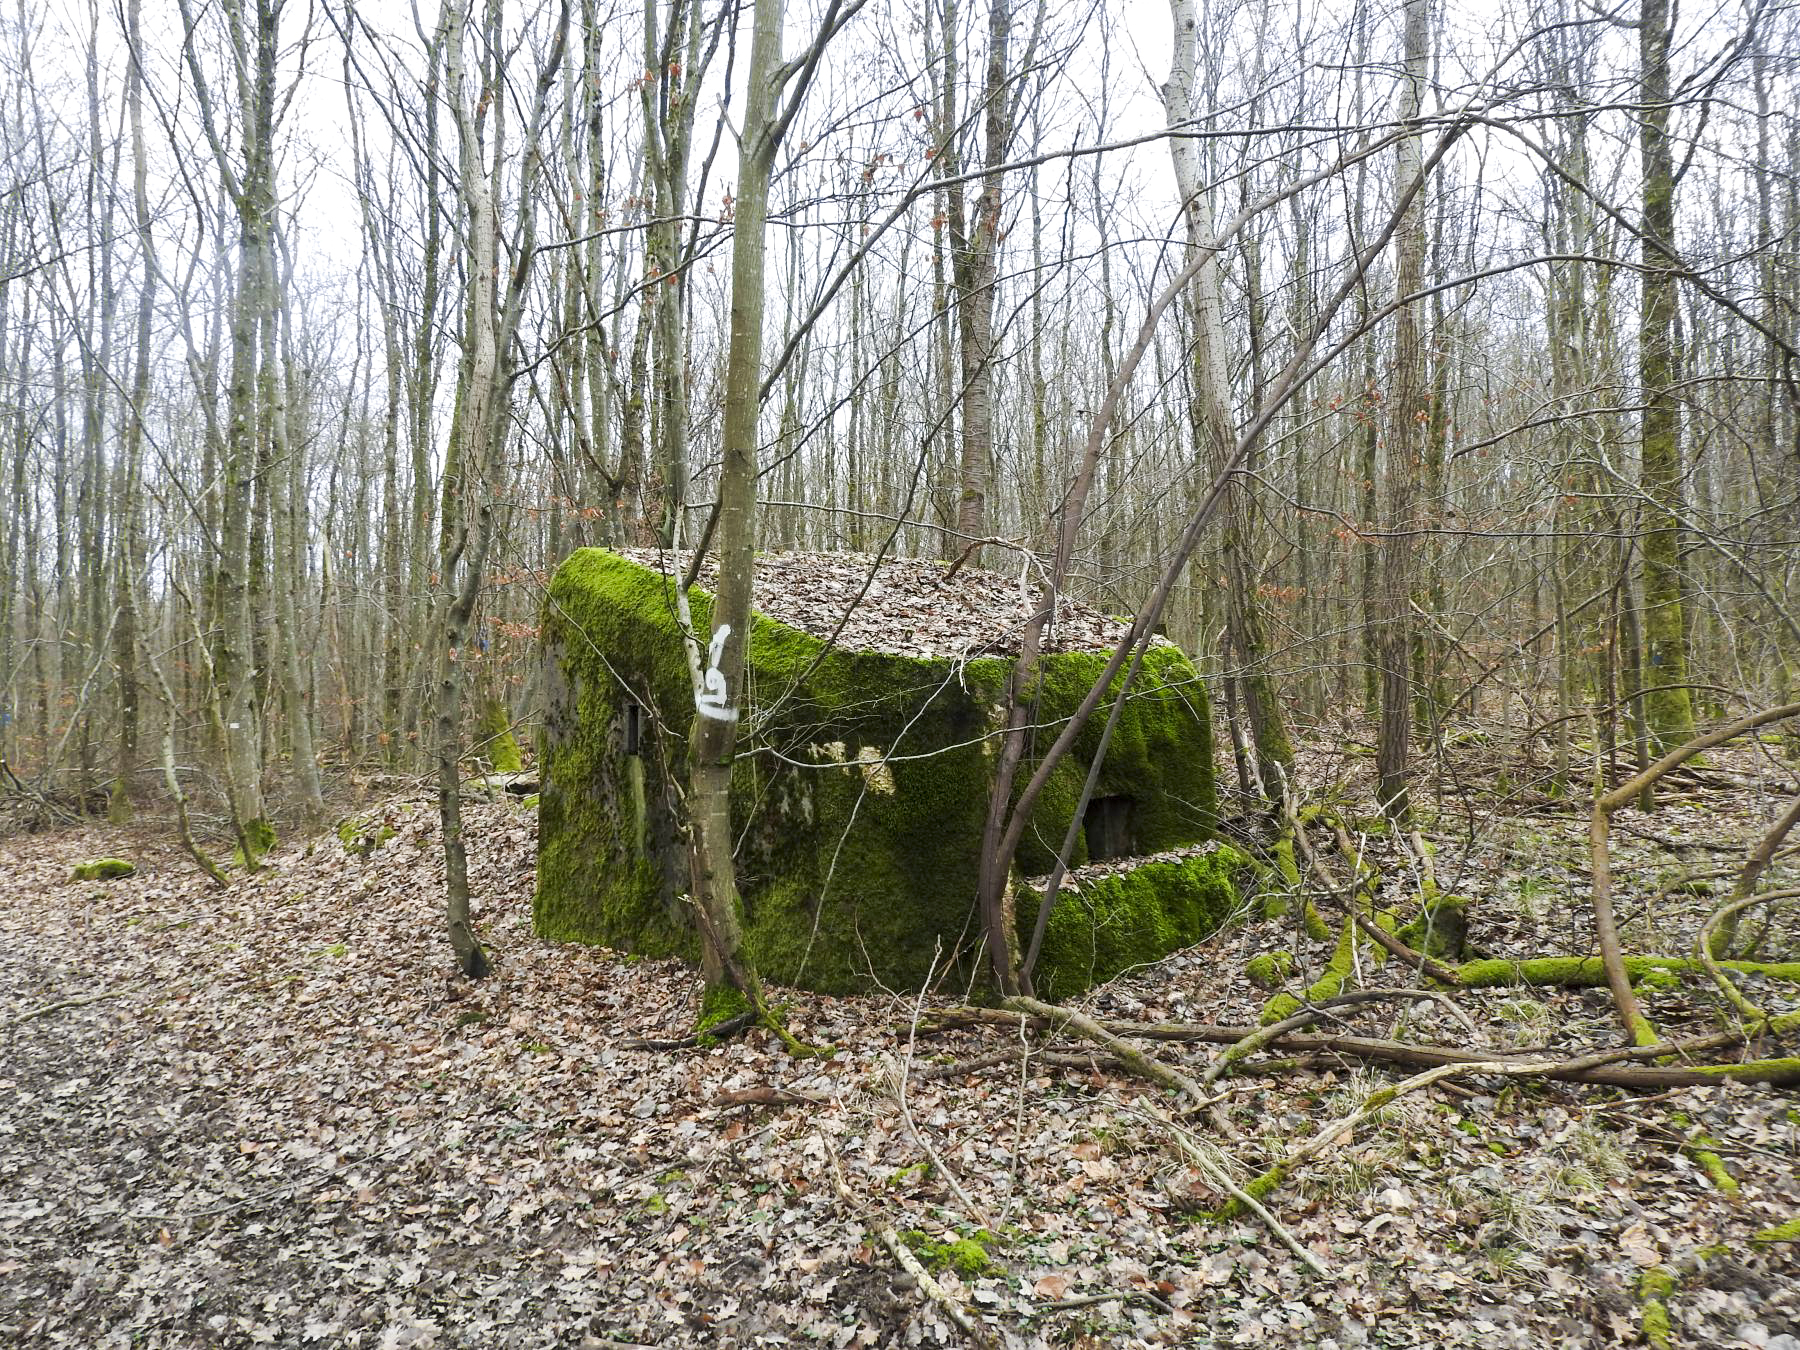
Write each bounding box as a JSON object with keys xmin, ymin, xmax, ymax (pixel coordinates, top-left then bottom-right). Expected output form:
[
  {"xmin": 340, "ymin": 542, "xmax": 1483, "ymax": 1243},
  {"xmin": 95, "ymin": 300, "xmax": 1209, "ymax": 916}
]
[{"xmin": 1, "ymin": 771, "xmax": 1796, "ymax": 1348}]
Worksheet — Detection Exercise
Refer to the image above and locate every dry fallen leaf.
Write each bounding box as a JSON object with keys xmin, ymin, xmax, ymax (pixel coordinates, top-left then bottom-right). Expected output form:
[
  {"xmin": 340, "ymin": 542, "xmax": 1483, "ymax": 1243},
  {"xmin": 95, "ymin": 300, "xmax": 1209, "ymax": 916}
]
[{"xmin": 1620, "ymin": 1222, "xmax": 1661, "ymax": 1267}]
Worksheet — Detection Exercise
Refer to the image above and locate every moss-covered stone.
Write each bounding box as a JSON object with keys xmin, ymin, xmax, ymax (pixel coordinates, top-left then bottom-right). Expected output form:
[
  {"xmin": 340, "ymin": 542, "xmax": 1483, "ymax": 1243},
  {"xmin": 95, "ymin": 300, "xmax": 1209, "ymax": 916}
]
[
  {"xmin": 535, "ymin": 548, "xmax": 1221, "ymax": 996},
  {"xmin": 70, "ymin": 858, "xmax": 135, "ymax": 881},
  {"xmin": 1246, "ymin": 950, "xmax": 1295, "ymax": 990}
]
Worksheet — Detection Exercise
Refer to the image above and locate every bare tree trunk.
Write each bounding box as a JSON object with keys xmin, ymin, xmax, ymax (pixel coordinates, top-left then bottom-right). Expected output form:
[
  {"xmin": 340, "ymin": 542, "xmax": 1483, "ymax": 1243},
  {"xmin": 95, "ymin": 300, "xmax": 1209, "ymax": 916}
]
[
  {"xmin": 435, "ymin": 0, "xmax": 568, "ymax": 977},
  {"xmin": 177, "ymin": 0, "xmax": 282, "ymax": 862},
  {"xmin": 1637, "ymin": 0, "xmax": 1696, "ymax": 751},
  {"xmin": 1374, "ymin": 0, "xmax": 1428, "ymax": 822},
  {"xmin": 1165, "ymin": 0, "xmax": 1292, "ymax": 799},
  {"xmin": 685, "ymin": 0, "xmax": 787, "ymax": 1008}
]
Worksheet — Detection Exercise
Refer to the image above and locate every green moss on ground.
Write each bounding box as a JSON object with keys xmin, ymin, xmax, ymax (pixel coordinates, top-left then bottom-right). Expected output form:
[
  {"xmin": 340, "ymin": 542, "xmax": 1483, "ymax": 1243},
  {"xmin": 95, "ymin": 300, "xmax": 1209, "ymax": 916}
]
[
  {"xmin": 535, "ymin": 548, "xmax": 1222, "ymax": 996},
  {"xmin": 1750, "ymin": 1217, "xmax": 1800, "ymax": 1245},
  {"xmin": 336, "ymin": 815, "xmax": 397, "ymax": 857},
  {"xmin": 1638, "ymin": 1267, "xmax": 1676, "ymax": 1350},
  {"xmin": 1669, "ymin": 1112, "xmax": 1739, "ymax": 1194},
  {"xmin": 70, "ymin": 858, "xmax": 135, "ymax": 881},
  {"xmin": 900, "ymin": 1229, "xmax": 999, "ymax": 1278},
  {"xmin": 1246, "ymin": 950, "xmax": 1295, "ymax": 990}
]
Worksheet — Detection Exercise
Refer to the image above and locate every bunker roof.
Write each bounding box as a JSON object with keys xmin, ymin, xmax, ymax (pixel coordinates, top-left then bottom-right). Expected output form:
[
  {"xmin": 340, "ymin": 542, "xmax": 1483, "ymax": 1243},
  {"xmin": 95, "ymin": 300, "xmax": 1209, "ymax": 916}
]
[{"xmin": 608, "ymin": 548, "xmax": 1152, "ymax": 661}]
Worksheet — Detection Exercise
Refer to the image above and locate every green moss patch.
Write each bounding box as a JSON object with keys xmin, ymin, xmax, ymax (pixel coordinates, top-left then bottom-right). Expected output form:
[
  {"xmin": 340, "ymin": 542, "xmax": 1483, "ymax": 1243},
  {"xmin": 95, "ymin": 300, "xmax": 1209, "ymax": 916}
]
[
  {"xmin": 1638, "ymin": 1267, "xmax": 1676, "ymax": 1350},
  {"xmin": 697, "ymin": 983, "xmax": 751, "ymax": 1038},
  {"xmin": 478, "ymin": 697, "xmax": 523, "ymax": 773},
  {"xmin": 70, "ymin": 858, "xmax": 135, "ymax": 881},
  {"xmin": 336, "ymin": 815, "xmax": 397, "ymax": 857},
  {"xmin": 1246, "ymin": 950, "xmax": 1295, "ymax": 990},
  {"xmin": 1396, "ymin": 893, "xmax": 1469, "ymax": 960},
  {"xmin": 1750, "ymin": 1217, "xmax": 1800, "ymax": 1245},
  {"xmin": 1260, "ymin": 903, "xmax": 1396, "ymax": 1025},
  {"xmin": 900, "ymin": 1228, "xmax": 1000, "ymax": 1278}
]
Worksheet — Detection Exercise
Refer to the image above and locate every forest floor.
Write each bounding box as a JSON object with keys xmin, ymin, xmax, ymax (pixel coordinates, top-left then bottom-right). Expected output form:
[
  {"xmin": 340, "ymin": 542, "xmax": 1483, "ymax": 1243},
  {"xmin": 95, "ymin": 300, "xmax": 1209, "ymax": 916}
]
[{"xmin": 3, "ymin": 745, "xmax": 1799, "ymax": 1349}]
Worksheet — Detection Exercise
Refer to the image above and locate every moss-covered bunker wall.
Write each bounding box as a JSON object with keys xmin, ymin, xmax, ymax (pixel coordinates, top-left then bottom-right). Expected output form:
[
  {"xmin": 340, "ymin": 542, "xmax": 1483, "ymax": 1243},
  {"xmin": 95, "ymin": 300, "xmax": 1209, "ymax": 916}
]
[{"xmin": 535, "ymin": 548, "xmax": 1227, "ymax": 995}]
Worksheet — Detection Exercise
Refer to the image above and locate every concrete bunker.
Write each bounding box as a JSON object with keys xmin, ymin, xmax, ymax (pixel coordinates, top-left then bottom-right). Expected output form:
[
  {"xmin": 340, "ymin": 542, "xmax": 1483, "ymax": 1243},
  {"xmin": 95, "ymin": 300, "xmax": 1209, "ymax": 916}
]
[{"xmin": 534, "ymin": 547, "xmax": 1240, "ymax": 996}]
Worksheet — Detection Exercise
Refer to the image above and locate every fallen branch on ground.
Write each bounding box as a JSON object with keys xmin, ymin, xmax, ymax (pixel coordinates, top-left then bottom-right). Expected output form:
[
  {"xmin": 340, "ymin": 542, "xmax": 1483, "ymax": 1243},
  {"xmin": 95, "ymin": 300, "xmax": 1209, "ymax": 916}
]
[
  {"xmin": 923, "ymin": 1004, "xmax": 1800, "ymax": 1089},
  {"xmin": 1002, "ymin": 994, "xmax": 1210, "ymax": 1107},
  {"xmin": 1143, "ymin": 1105, "xmax": 1332, "ymax": 1278},
  {"xmin": 1590, "ymin": 703, "xmax": 1800, "ymax": 1046},
  {"xmin": 822, "ymin": 1135, "xmax": 995, "ymax": 1348},
  {"xmin": 3, "ymin": 987, "xmax": 133, "ymax": 1031}
]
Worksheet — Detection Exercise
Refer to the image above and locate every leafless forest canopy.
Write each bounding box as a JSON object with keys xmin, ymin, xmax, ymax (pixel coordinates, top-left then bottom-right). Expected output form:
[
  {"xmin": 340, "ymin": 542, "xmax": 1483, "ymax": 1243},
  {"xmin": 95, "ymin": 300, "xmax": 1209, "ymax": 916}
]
[{"xmin": 0, "ymin": 0, "xmax": 1796, "ymax": 851}]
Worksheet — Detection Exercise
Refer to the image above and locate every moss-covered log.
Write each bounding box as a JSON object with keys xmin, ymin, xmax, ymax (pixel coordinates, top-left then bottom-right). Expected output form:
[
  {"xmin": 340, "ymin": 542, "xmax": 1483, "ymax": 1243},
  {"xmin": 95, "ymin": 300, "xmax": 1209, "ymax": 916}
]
[
  {"xmin": 1453, "ymin": 955, "xmax": 1800, "ymax": 989},
  {"xmin": 70, "ymin": 858, "xmax": 136, "ymax": 881}
]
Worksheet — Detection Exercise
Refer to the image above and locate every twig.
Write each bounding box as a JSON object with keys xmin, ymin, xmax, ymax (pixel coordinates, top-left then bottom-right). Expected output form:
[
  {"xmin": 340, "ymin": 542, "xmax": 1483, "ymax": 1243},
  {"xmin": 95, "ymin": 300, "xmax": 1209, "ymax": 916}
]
[
  {"xmin": 1034, "ymin": 1290, "xmax": 1174, "ymax": 1314},
  {"xmin": 1145, "ymin": 1107, "xmax": 1332, "ymax": 1279},
  {"xmin": 1003, "ymin": 994, "xmax": 1209, "ymax": 1106},
  {"xmin": 892, "ymin": 943, "xmax": 990, "ymax": 1229},
  {"xmin": 822, "ymin": 1134, "xmax": 994, "ymax": 1347},
  {"xmin": 917, "ymin": 1047, "xmax": 1134, "ymax": 1080},
  {"xmin": 623, "ymin": 1012, "xmax": 754, "ymax": 1051},
  {"xmin": 928, "ymin": 1004, "xmax": 1800, "ymax": 1088},
  {"xmin": 3, "ymin": 987, "xmax": 133, "ymax": 1031}
]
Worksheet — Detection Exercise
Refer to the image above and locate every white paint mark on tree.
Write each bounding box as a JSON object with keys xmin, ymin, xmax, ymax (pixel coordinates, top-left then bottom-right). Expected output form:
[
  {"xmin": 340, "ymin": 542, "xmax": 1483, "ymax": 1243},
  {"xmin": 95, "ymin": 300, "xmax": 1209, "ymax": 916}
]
[{"xmin": 696, "ymin": 624, "xmax": 738, "ymax": 723}]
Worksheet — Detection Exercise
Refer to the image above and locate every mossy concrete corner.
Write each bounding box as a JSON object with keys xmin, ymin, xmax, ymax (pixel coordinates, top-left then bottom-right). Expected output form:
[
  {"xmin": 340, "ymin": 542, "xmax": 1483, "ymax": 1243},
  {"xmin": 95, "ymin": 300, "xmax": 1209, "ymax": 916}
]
[
  {"xmin": 534, "ymin": 547, "xmax": 1225, "ymax": 996},
  {"xmin": 1023, "ymin": 845, "xmax": 1248, "ymax": 1002}
]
